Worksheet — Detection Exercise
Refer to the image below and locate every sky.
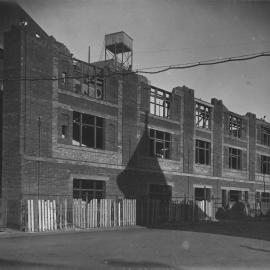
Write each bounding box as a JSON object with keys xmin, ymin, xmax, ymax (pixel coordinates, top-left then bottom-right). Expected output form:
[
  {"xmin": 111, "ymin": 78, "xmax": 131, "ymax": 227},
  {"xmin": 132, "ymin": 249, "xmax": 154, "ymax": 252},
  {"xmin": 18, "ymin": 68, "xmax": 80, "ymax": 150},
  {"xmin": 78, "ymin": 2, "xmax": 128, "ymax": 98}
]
[{"xmin": 15, "ymin": 0, "xmax": 270, "ymax": 120}]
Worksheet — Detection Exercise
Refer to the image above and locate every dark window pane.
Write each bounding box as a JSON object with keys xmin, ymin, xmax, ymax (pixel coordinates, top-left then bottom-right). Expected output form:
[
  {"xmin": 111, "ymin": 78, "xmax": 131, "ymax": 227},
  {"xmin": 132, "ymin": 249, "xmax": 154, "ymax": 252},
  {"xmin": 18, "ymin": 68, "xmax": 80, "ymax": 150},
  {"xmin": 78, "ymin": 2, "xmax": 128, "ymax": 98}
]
[
  {"xmin": 73, "ymin": 111, "xmax": 81, "ymax": 123},
  {"xmin": 81, "ymin": 180, "xmax": 94, "ymax": 189},
  {"xmin": 72, "ymin": 122, "xmax": 80, "ymax": 146},
  {"xmin": 165, "ymin": 132, "xmax": 170, "ymax": 141},
  {"xmin": 61, "ymin": 125, "xmax": 68, "ymax": 139},
  {"xmin": 156, "ymin": 141, "xmax": 164, "ymax": 158},
  {"xmin": 156, "ymin": 130, "xmax": 164, "ymax": 140},
  {"xmin": 96, "ymin": 117, "xmax": 103, "ymax": 127},
  {"xmin": 199, "ymin": 148, "xmax": 205, "ymax": 164},
  {"xmin": 82, "ymin": 114, "xmax": 94, "ymax": 125},
  {"xmin": 95, "ymin": 181, "xmax": 104, "ymax": 190},
  {"xmin": 150, "ymin": 129, "xmax": 154, "ymax": 138},
  {"xmin": 96, "ymin": 127, "xmax": 103, "ymax": 149},
  {"xmin": 82, "ymin": 125, "xmax": 94, "ymax": 147},
  {"xmin": 73, "ymin": 179, "xmax": 81, "ymax": 189}
]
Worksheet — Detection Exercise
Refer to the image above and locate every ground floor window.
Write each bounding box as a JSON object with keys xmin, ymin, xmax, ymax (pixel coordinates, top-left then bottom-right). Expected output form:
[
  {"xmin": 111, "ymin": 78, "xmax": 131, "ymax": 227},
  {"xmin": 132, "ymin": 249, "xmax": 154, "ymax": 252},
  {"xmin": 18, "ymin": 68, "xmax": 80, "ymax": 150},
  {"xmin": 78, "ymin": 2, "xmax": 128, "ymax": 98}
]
[
  {"xmin": 194, "ymin": 187, "xmax": 211, "ymax": 201},
  {"xmin": 222, "ymin": 189, "xmax": 248, "ymax": 207},
  {"xmin": 149, "ymin": 184, "xmax": 172, "ymax": 200},
  {"xmin": 73, "ymin": 179, "xmax": 105, "ymax": 201},
  {"xmin": 256, "ymin": 191, "xmax": 270, "ymax": 203}
]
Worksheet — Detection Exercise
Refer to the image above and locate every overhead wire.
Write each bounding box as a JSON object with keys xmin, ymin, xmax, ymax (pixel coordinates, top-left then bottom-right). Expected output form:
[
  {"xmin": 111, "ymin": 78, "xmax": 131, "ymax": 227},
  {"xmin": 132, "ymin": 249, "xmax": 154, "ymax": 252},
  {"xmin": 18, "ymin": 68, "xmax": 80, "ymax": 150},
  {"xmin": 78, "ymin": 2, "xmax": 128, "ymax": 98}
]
[
  {"xmin": 136, "ymin": 51, "xmax": 270, "ymax": 74},
  {"xmin": 0, "ymin": 50, "xmax": 270, "ymax": 82}
]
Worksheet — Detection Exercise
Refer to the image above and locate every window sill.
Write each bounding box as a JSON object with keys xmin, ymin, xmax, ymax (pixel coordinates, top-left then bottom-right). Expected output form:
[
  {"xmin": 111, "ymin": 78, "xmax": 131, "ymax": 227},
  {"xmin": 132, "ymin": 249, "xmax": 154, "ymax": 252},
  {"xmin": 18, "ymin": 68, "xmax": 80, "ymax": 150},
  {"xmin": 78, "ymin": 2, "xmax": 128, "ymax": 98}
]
[
  {"xmin": 195, "ymin": 127, "xmax": 212, "ymax": 133},
  {"xmin": 146, "ymin": 113, "xmax": 180, "ymax": 124},
  {"xmin": 256, "ymin": 143, "xmax": 270, "ymax": 149},
  {"xmin": 57, "ymin": 142, "xmax": 117, "ymax": 154},
  {"xmin": 194, "ymin": 163, "xmax": 211, "ymax": 167},
  {"xmin": 224, "ymin": 134, "xmax": 247, "ymax": 142},
  {"xmin": 58, "ymin": 88, "xmax": 118, "ymax": 108}
]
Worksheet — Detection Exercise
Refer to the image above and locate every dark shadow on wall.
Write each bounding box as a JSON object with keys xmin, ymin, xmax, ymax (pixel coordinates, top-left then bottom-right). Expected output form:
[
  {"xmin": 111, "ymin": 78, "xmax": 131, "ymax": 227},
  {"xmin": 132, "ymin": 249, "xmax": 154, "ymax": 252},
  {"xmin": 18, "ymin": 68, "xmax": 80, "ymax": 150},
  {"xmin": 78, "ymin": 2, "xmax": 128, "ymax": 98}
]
[
  {"xmin": 116, "ymin": 111, "xmax": 169, "ymax": 200},
  {"xmin": 116, "ymin": 112, "xmax": 172, "ymax": 225}
]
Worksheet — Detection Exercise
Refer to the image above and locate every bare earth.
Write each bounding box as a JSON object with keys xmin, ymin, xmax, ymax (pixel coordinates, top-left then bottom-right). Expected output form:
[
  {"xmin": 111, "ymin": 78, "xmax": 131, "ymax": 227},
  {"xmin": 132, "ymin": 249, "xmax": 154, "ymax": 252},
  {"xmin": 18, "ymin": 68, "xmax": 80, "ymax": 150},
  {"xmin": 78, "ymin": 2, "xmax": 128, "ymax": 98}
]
[{"xmin": 0, "ymin": 220, "xmax": 270, "ymax": 270}]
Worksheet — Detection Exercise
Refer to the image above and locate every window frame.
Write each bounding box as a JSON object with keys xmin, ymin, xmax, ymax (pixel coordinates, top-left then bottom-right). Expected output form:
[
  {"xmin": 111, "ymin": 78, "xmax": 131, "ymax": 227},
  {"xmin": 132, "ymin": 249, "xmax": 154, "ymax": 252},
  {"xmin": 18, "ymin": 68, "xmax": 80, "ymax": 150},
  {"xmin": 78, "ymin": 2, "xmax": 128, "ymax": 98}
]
[
  {"xmin": 261, "ymin": 126, "xmax": 270, "ymax": 146},
  {"xmin": 150, "ymin": 87, "xmax": 171, "ymax": 118},
  {"xmin": 229, "ymin": 147, "xmax": 241, "ymax": 170},
  {"xmin": 73, "ymin": 179, "xmax": 106, "ymax": 202},
  {"xmin": 229, "ymin": 114, "xmax": 242, "ymax": 138},
  {"xmin": 149, "ymin": 128, "xmax": 172, "ymax": 159},
  {"xmin": 72, "ymin": 111, "xmax": 104, "ymax": 149},
  {"xmin": 195, "ymin": 139, "xmax": 211, "ymax": 165},
  {"xmin": 261, "ymin": 155, "xmax": 270, "ymax": 175},
  {"xmin": 195, "ymin": 102, "xmax": 211, "ymax": 129}
]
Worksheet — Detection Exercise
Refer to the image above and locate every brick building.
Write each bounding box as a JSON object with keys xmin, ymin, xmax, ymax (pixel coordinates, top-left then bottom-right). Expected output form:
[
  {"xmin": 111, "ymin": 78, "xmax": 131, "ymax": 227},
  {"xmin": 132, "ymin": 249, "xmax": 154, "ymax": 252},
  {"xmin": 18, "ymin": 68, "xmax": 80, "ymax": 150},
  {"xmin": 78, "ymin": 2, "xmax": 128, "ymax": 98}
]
[{"xmin": 0, "ymin": 3, "xmax": 270, "ymax": 227}]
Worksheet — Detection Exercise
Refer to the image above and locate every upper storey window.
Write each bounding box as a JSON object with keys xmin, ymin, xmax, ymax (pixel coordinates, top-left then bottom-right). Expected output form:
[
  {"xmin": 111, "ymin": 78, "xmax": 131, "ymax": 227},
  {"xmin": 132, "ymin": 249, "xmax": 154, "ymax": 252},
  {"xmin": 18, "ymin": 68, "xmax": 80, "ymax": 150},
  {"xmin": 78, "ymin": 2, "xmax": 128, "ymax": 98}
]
[
  {"xmin": 72, "ymin": 111, "xmax": 104, "ymax": 149},
  {"xmin": 73, "ymin": 59, "xmax": 104, "ymax": 100},
  {"xmin": 260, "ymin": 155, "xmax": 270, "ymax": 175},
  {"xmin": 150, "ymin": 87, "xmax": 171, "ymax": 118},
  {"xmin": 195, "ymin": 103, "xmax": 211, "ymax": 129},
  {"xmin": 229, "ymin": 114, "xmax": 242, "ymax": 138},
  {"xmin": 149, "ymin": 129, "xmax": 171, "ymax": 159},
  {"xmin": 261, "ymin": 126, "xmax": 270, "ymax": 147}
]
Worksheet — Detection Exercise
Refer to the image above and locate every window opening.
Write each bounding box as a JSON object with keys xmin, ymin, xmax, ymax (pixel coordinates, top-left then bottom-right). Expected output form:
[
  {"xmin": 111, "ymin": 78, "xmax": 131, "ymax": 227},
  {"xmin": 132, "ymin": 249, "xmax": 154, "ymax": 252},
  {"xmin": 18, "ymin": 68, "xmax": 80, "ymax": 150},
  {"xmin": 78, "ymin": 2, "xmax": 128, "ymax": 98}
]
[
  {"xmin": 150, "ymin": 87, "xmax": 171, "ymax": 118},
  {"xmin": 195, "ymin": 103, "xmax": 210, "ymax": 129},
  {"xmin": 229, "ymin": 114, "xmax": 242, "ymax": 138},
  {"xmin": 61, "ymin": 125, "xmax": 68, "ymax": 139},
  {"xmin": 73, "ymin": 179, "xmax": 105, "ymax": 202},
  {"xmin": 229, "ymin": 147, "xmax": 241, "ymax": 170},
  {"xmin": 261, "ymin": 155, "xmax": 270, "ymax": 175},
  {"xmin": 195, "ymin": 140, "xmax": 211, "ymax": 165},
  {"xmin": 149, "ymin": 129, "xmax": 171, "ymax": 159},
  {"xmin": 261, "ymin": 126, "xmax": 270, "ymax": 146},
  {"xmin": 149, "ymin": 184, "xmax": 172, "ymax": 200},
  {"xmin": 72, "ymin": 111, "xmax": 104, "ymax": 149},
  {"xmin": 194, "ymin": 187, "xmax": 211, "ymax": 202}
]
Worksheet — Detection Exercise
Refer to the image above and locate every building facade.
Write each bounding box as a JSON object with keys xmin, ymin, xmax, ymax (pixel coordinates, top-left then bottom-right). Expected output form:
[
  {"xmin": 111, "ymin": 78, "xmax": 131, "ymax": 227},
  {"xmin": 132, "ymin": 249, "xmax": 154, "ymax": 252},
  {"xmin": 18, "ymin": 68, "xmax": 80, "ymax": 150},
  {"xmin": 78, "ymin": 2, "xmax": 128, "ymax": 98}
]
[{"xmin": 1, "ymin": 3, "xmax": 270, "ymax": 227}]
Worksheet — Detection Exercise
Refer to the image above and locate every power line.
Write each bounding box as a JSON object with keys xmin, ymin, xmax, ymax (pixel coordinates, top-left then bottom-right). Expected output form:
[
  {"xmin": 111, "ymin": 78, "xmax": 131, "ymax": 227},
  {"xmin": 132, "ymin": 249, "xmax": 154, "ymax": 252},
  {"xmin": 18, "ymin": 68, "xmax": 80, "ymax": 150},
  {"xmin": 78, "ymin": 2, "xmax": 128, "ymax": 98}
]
[
  {"xmin": 0, "ymin": 50, "xmax": 270, "ymax": 82},
  {"xmin": 136, "ymin": 51, "xmax": 270, "ymax": 74}
]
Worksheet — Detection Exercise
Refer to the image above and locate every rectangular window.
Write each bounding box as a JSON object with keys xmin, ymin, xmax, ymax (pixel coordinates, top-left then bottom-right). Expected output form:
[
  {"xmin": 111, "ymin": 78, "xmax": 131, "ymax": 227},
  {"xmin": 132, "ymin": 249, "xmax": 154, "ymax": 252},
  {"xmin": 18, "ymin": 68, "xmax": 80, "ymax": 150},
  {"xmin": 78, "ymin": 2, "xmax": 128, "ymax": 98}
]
[
  {"xmin": 229, "ymin": 114, "xmax": 242, "ymax": 138},
  {"xmin": 150, "ymin": 87, "xmax": 171, "ymax": 118},
  {"xmin": 261, "ymin": 126, "xmax": 270, "ymax": 146},
  {"xmin": 73, "ymin": 179, "xmax": 105, "ymax": 202},
  {"xmin": 149, "ymin": 184, "xmax": 172, "ymax": 200},
  {"xmin": 72, "ymin": 111, "xmax": 104, "ymax": 149},
  {"xmin": 229, "ymin": 147, "xmax": 241, "ymax": 170},
  {"xmin": 261, "ymin": 192, "xmax": 270, "ymax": 203},
  {"xmin": 72, "ymin": 58, "xmax": 104, "ymax": 100},
  {"xmin": 195, "ymin": 103, "xmax": 211, "ymax": 129},
  {"xmin": 61, "ymin": 72, "xmax": 67, "ymax": 87},
  {"xmin": 229, "ymin": 190, "xmax": 242, "ymax": 202},
  {"xmin": 149, "ymin": 129, "xmax": 171, "ymax": 159},
  {"xmin": 261, "ymin": 155, "xmax": 270, "ymax": 175},
  {"xmin": 61, "ymin": 125, "xmax": 68, "ymax": 139},
  {"xmin": 195, "ymin": 140, "xmax": 211, "ymax": 165},
  {"xmin": 194, "ymin": 187, "xmax": 211, "ymax": 202}
]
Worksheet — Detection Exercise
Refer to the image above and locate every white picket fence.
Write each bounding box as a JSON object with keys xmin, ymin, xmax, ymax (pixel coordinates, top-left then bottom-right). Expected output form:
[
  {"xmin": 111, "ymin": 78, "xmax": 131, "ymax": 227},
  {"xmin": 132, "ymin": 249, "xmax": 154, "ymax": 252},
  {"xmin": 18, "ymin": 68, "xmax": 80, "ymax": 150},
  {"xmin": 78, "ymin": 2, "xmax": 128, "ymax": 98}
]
[{"xmin": 25, "ymin": 198, "xmax": 136, "ymax": 232}]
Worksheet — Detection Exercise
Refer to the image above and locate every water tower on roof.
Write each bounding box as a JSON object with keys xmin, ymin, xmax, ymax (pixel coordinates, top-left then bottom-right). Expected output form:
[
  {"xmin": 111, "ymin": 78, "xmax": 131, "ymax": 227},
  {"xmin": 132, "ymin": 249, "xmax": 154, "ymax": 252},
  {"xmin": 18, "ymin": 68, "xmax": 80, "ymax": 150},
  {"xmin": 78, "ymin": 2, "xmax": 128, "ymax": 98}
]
[{"xmin": 105, "ymin": 31, "xmax": 133, "ymax": 71}]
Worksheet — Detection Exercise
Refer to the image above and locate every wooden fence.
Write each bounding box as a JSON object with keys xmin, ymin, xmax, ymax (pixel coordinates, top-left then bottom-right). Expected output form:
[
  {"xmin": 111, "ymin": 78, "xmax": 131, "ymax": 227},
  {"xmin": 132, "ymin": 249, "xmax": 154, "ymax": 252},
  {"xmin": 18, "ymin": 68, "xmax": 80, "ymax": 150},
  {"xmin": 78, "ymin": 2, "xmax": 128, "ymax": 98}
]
[{"xmin": 24, "ymin": 198, "xmax": 136, "ymax": 232}]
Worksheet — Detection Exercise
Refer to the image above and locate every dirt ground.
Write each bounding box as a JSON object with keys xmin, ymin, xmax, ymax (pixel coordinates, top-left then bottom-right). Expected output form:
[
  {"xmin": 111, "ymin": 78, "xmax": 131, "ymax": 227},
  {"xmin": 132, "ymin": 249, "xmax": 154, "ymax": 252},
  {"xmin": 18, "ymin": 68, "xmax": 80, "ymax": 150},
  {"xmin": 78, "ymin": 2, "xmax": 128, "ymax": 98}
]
[{"xmin": 0, "ymin": 220, "xmax": 270, "ymax": 270}]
